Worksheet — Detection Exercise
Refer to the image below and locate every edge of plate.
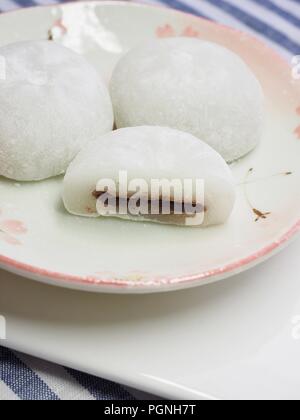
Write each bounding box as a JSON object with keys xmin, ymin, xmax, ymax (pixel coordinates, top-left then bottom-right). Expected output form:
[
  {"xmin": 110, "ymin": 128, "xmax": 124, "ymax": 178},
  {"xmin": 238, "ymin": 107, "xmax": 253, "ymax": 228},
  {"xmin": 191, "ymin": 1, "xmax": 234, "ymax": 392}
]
[{"xmin": 1, "ymin": 219, "xmax": 300, "ymax": 293}]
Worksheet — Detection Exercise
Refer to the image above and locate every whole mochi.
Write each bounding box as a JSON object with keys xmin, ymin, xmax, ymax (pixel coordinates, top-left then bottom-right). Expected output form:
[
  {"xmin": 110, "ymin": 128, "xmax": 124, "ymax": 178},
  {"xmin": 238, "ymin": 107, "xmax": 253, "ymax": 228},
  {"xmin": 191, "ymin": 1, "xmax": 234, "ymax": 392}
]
[
  {"xmin": 0, "ymin": 40, "xmax": 114, "ymax": 181},
  {"xmin": 110, "ymin": 38, "xmax": 264, "ymax": 162}
]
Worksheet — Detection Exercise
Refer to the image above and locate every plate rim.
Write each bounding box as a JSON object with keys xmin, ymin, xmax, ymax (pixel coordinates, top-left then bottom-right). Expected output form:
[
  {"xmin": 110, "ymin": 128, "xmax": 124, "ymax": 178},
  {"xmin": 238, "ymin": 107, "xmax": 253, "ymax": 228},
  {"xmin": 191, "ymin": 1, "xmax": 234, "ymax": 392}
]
[
  {"xmin": 1, "ymin": 219, "xmax": 300, "ymax": 293},
  {"xmin": 0, "ymin": 0, "xmax": 298, "ymax": 292}
]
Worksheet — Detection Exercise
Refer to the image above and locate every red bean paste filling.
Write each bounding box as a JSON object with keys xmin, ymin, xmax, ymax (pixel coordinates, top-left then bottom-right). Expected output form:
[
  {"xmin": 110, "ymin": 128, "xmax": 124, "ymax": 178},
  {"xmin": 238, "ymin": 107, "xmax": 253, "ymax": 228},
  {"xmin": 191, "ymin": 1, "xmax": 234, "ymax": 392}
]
[{"xmin": 92, "ymin": 190, "xmax": 205, "ymax": 215}]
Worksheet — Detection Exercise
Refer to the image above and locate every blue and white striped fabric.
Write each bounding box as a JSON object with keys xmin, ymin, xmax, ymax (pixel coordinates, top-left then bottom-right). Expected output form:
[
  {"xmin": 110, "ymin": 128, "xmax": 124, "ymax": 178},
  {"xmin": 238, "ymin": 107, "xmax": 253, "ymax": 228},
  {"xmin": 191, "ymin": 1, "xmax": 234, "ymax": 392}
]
[
  {"xmin": 0, "ymin": 347, "xmax": 137, "ymax": 400},
  {"xmin": 141, "ymin": 0, "xmax": 300, "ymax": 60},
  {"xmin": 0, "ymin": 0, "xmax": 300, "ymax": 401}
]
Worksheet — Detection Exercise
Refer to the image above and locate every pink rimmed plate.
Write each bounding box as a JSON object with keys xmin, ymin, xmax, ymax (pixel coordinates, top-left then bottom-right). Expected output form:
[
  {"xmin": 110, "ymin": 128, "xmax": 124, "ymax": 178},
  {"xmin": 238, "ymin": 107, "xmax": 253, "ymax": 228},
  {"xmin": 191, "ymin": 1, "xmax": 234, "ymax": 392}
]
[{"xmin": 0, "ymin": 1, "xmax": 299, "ymax": 294}]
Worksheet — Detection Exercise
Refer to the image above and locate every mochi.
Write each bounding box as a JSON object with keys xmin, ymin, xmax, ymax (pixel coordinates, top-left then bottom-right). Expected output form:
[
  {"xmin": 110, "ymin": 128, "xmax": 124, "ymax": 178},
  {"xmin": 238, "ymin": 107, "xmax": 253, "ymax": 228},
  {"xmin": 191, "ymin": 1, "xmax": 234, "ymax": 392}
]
[
  {"xmin": 110, "ymin": 38, "xmax": 264, "ymax": 162},
  {"xmin": 63, "ymin": 126, "xmax": 236, "ymax": 227},
  {"xmin": 0, "ymin": 40, "xmax": 114, "ymax": 181}
]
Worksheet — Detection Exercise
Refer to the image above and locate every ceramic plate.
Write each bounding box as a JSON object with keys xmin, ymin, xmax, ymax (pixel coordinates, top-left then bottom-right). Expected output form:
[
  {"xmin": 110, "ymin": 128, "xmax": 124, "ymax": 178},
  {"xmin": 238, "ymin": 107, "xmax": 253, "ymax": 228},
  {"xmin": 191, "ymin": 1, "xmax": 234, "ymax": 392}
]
[
  {"xmin": 0, "ymin": 1, "xmax": 299, "ymax": 294},
  {"xmin": 2, "ymin": 238, "xmax": 300, "ymax": 399}
]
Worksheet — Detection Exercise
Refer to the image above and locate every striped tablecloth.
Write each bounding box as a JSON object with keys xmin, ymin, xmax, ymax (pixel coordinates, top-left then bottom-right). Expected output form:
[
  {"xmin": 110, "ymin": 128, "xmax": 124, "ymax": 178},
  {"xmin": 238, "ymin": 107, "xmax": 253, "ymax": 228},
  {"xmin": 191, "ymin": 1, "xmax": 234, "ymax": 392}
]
[{"xmin": 0, "ymin": 0, "xmax": 300, "ymax": 401}]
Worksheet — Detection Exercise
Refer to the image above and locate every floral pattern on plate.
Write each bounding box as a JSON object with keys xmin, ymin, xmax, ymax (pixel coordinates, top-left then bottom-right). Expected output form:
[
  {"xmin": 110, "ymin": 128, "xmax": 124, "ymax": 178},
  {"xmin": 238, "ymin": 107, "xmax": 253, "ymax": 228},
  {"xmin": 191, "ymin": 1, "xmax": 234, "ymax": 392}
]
[{"xmin": 0, "ymin": 210, "xmax": 27, "ymax": 246}]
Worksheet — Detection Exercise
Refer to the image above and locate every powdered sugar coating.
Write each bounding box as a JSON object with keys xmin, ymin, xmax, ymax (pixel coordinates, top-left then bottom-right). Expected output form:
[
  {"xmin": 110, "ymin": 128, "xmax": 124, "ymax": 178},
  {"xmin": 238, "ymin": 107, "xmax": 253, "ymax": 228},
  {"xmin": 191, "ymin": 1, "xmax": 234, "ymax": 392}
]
[
  {"xmin": 0, "ymin": 41, "xmax": 114, "ymax": 181},
  {"xmin": 110, "ymin": 38, "xmax": 264, "ymax": 162},
  {"xmin": 63, "ymin": 126, "xmax": 236, "ymax": 227}
]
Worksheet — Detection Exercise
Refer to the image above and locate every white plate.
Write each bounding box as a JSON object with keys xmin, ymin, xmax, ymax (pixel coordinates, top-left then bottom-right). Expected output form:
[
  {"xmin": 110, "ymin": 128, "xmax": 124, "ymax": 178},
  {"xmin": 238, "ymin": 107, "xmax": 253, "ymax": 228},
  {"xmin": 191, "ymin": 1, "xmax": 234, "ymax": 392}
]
[
  {"xmin": 2, "ymin": 237, "xmax": 300, "ymax": 400},
  {"xmin": 0, "ymin": 1, "xmax": 300, "ymax": 293}
]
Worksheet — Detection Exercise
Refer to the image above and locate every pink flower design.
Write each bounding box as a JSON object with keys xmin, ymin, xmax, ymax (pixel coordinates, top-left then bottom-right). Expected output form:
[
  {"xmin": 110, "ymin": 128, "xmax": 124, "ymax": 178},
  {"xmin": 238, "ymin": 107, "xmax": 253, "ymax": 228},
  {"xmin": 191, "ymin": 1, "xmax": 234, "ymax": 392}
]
[
  {"xmin": 181, "ymin": 26, "xmax": 200, "ymax": 37},
  {"xmin": 48, "ymin": 19, "xmax": 68, "ymax": 41},
  {"xmin": 156, "ymin": 24, "xmax": 200, "ymax": 39},
  {"xmin": 295, "ymin": 126, "xmax": 300, "ymax": 139},
  {"xmin": 156, "ymin": 24, "xmax": 176, "ymax": 38},
  {"xmin": 0, "ymin": 214, "xmax": 27, "ymax": 246}
]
